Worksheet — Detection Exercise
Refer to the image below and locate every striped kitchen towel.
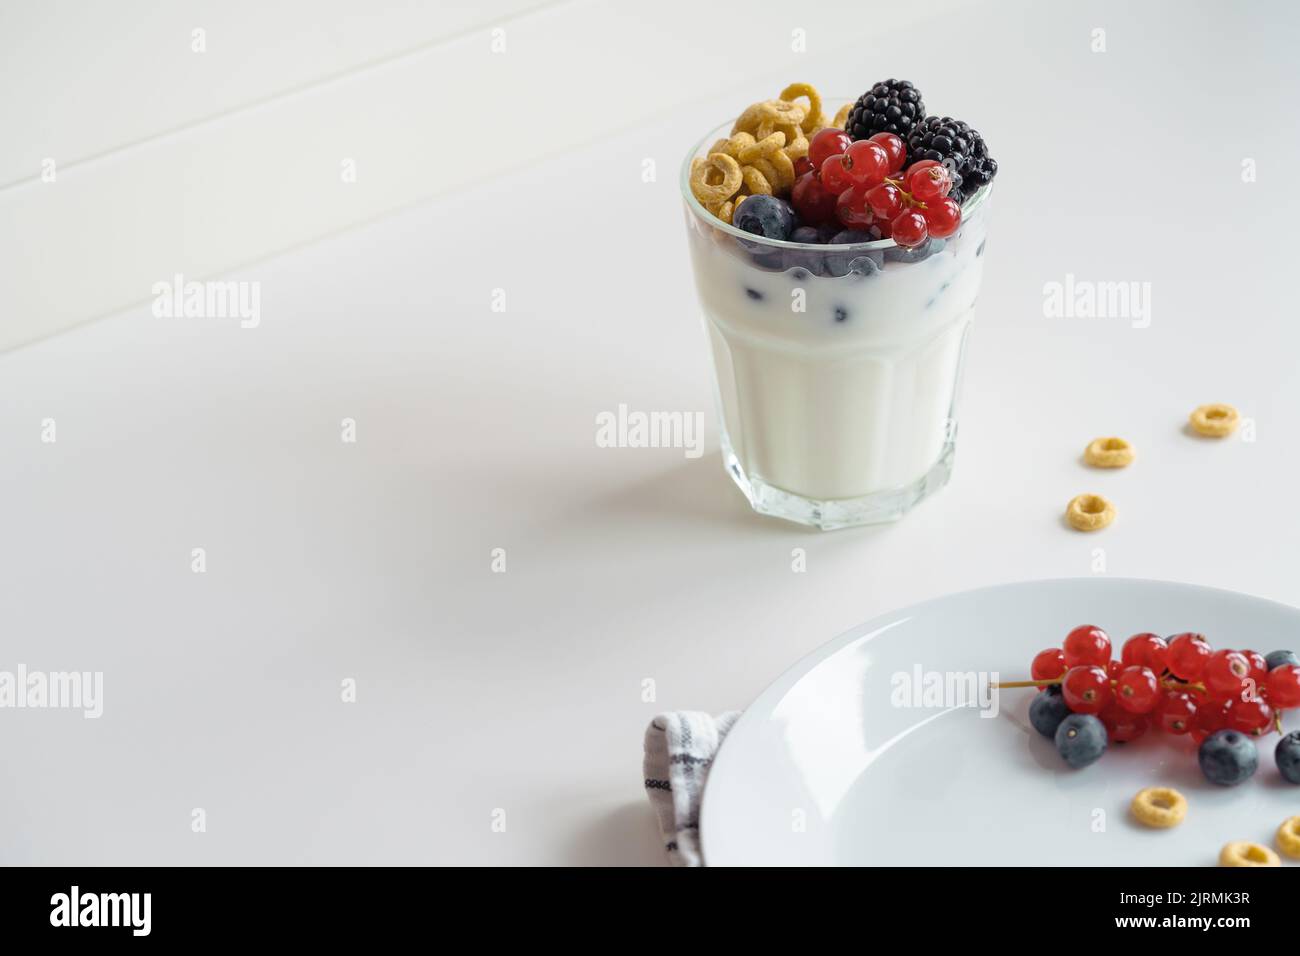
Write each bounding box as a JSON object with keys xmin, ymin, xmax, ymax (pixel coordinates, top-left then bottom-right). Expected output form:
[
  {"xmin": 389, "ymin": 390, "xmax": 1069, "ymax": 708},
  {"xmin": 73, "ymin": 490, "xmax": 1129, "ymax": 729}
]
[{"xmin": 642, "ymin": 711, "xmax": 741, "ymax": 867}]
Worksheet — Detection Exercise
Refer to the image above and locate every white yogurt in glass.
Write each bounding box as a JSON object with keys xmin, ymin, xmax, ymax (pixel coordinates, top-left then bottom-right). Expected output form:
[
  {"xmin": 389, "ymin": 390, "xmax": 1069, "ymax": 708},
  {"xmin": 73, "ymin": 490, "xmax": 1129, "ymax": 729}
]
[{"xmin": 682, "ymin": 119, "xmax": 992, "ymax": 529}]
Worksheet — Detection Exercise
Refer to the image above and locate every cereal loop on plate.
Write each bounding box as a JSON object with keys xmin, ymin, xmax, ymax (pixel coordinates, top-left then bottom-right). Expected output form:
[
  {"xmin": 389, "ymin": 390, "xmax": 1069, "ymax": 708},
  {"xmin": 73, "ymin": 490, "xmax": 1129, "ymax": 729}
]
[
  {"xmin": 1084, "ymin": 436, "xmax": 1135, "ymax": 468},
  {"xmin": 1066, "ymin": 493, "xmax": 1115, "ymax": 532},
  {"xmin": 1277, "ymin": 816, "xmax": 1300, "ymax": 859},
  {"xmin": 1219, "ymin": 841, "xmax": 1279, "ymax": 867},
  {"xmin": 832, "ymin": 102, "xmax": 852, "ymax": 129},
  {"xmin": 1189, "ymin": 403, "xmax": 1239, "ymax": 437},
  {"xmin": 1130, "ymin": 787, "xmax": 1186, "ymax": 828}
]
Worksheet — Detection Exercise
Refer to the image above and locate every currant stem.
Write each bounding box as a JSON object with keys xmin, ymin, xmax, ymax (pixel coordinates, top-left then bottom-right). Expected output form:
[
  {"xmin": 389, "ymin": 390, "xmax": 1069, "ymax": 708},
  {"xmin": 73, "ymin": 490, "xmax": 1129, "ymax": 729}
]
[
  {"xmin": 992, "ymin": 676, "xmax": 1207, "ymax": 692},
  {"xmin": 993, "ymin": 677, "xmax": 1062, "ymax": 689},
  {"xmin": 882, "ymin": 177, "xmax": 927, "ymax": 211}
]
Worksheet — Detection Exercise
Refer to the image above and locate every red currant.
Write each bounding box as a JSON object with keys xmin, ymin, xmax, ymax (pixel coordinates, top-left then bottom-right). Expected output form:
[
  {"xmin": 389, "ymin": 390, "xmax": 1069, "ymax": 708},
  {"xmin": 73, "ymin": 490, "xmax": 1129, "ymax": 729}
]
[
  {"xmin": 1167, "ymin": 632, "xmax": 1212, "ymax": 681},
  {"xmin": 1121, "ymin": 633, "xmax": 1169, "ymax": 673},
  {"xmin": 793, "ymin": 156, "xmax": 813, "ymax": 178},
  {"xmin": 835, "ymin": 186, "xmax": 873, "ymax": 229},
  {"xmin": 844, "ymin": 140, "xmax": 890, "ymax": 188},
  {"xmin": 808, "ymin": 128, "xmax": 852, "ymax": 172},
  {"xmin": 903, "ymin": 158, "xmax": 940, "ymax": 179},
  {"xmin": 867, "ymin": 132, "xmax": 906, "ymax": 172},
  {"xmin": 1063, "ymin": 625, "xmax": 1112, "ymax": 668},
  {"xmin": 1115, "ymin": 665, "xmax": 1160, "ymax": 714},
  {"xmin": 1191, "ymin": 697, "xmax": 1230, "ymax": 742},
  {"xmin": 910, "ymin": 164, "xmax": 953, "ymax": 202},
  {"xmin": 1100, "ymin": 702, "xmax": 1149, "ymax": 743},
  {"xmin": 864, "ymin": 183, "xmax": 904, "ymax": 221},
  {"xmin": 1106, "ymin": 659, "xmax": 1124, "ymax": 681},
  {"xmin": 1030, "ymin": 647, "xmax": 1066, "ymax": 689},
  {"xmin": 1266, "ymin": 663, "xmax": 1300, "ymax": 709},
  {"xmin": 1062, "ymin": 665, "xmax": 1112, "ymax": 714},
  {"xmin": 791, "ymin": 171, "xmax": 837, "ymax": 226},
  {"xmin": 920, "ymin": 197, "xmax": 961, "ymax": 238},
  {"xmin": 1244, "ymin": 650, "xmax": 1269, "ymax": 688},
  {"xmin": 1225, "ymin": 697, "xmax": 1274, "ymax": 736},
  {"xmin": 1204, "ymin": 649, "xmax": 1252, "ymax": 699},
  {"xmin": 890, "ymin": 211, "xmax": 927, "ymax": 248},
  {"xmin": 819, "ymin": 154, "xmax": 855, "ymax": 194},
  {"xmin": 1157, "ymin": 691, "xmax": 1198, "ymax": 734}
]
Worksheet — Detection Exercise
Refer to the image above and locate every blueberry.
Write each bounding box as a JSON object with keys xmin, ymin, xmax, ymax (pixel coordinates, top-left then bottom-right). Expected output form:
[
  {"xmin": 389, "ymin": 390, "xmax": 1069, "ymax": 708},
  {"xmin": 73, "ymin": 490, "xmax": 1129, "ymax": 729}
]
[
  {"xmin": 744, "ymin": 287, "xmax": 763, "ymax": 301},
  {"xmin": 1198, "ymin": 729, "xmax": 1259, "ymax": 786},
  {"xmin": 822, "ymin": 232, "xmax": 883, "ymax": 278},
  {"xmin": 885, "ymin": 237, "xmax": 938, "ymax": 264},
  {"xmin": 819, "ymin": 256, "xmax": 849, "ymax": 278},
  {"xmin": 816, "ymin": 221, "xmax": 840, "ymax": 243},
  {"xmin": 739, "ymin": 243, "xmax": 786, "ymax": 272},
  {"xmin": 1029, "ymin": 688, "xmax": 1072, "ymax": 739},
  {"xmin": 1054, "ymin": 713, "xmax": 1107, "ymax": 768},
  {"xmin": 784, "ymin": 228, "xmax": 827, "ymax": 275},
  {"xmin": 847, "ymin": 255, "xmax": 882, "ymax": 278},
  {"xmin": 1277, "ymin": 731, "xmax": 1300, "ymax": 784},
  {"xmin": 783, "ymin": 249, "xmax": 826, "ymax": 275},
  {"xmin": 733, "ymin": 195, "xmax": 795, "ymax": 241},
  {"xmin": 1266, "ymin": 649, "xmax": 1300, "ymax": 671}
]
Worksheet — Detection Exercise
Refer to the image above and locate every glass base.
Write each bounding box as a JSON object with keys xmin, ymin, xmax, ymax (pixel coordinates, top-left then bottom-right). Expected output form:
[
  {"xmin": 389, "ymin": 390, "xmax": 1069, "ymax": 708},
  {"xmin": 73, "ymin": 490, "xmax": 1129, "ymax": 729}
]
[{"xmin": 721, "ymin": 440, "xmax": 956, "ymax": 531}]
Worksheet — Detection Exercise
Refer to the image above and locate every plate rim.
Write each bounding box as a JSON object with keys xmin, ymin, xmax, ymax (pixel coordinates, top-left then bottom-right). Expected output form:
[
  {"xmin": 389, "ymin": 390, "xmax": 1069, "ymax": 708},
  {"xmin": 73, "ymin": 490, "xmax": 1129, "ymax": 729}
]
[{"xmin": 699, "ymin": 575, "xmax": 1300, "ymax": 866}]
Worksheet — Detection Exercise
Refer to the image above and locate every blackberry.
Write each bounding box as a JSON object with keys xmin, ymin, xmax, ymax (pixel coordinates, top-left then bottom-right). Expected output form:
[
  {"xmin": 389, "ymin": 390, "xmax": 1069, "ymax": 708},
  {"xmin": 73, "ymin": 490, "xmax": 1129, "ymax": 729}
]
[
  {"xmin": 845, "ymin": 79, "xmax": 925, "ymax": 142},
  {"xmin": 906, "ymin": 116, "xmax": 997, "ymax": 203}
]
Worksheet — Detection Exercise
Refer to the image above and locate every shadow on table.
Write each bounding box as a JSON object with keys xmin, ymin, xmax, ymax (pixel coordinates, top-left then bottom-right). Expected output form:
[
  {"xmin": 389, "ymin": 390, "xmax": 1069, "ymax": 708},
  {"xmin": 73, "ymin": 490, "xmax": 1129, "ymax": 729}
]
[
  {"xmin": 583, "ymin": 453, "xmax": 836, "ymax": 538},
  {"xmin": 562, "ymin": 801, "xmax": 667, "ymax": 867}
]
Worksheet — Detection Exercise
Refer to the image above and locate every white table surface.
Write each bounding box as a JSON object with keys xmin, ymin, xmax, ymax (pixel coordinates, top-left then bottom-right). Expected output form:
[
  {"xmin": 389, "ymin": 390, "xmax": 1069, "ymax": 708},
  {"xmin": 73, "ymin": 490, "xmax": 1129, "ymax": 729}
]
[{"xmin": 4, "ymin": 0, "xmax": 1299, "ymax": 865}]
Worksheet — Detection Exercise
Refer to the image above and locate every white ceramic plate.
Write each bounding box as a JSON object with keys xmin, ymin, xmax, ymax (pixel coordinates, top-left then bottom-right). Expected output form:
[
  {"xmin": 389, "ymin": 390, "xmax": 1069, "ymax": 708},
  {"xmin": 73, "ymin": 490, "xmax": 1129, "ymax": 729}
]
[{"xmin": 701, "ymin": 578, "xmax": 1300, "ymax": 866}]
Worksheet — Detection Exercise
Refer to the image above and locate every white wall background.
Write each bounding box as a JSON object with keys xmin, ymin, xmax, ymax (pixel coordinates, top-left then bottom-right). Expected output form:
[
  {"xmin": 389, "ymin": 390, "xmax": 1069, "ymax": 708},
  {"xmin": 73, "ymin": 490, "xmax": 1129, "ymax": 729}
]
[{"xmin": 0, "ymin": 0, "xmax": 974, "ymax": 352}]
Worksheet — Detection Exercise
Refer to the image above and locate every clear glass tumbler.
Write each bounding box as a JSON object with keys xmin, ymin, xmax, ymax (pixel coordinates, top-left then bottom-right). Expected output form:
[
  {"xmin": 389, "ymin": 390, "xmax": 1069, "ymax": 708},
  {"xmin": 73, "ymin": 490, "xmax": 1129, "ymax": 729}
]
[{"xmin": 681, "ymin": 117, "xmax": 993, "ymax": 530}]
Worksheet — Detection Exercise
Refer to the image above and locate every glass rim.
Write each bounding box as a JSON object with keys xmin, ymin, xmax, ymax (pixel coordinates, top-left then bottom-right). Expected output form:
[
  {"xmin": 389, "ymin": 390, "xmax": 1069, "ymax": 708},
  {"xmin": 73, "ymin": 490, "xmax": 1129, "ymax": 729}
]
[{"xmin": 679, "ymin": 110, "xmax": 991, "ymax": 252}]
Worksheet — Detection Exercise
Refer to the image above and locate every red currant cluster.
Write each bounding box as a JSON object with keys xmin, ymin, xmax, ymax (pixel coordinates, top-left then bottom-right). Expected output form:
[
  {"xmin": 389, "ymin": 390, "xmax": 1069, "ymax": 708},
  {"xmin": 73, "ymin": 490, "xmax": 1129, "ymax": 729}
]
[
  {"xmin": 1024, "ymin": 627, "xmax": 1300, "ymax": 743},
  {"xmin": 790, "ymin": 127, "xmax": 962, "ymax": 248}
]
